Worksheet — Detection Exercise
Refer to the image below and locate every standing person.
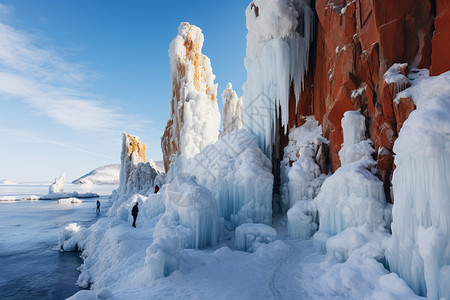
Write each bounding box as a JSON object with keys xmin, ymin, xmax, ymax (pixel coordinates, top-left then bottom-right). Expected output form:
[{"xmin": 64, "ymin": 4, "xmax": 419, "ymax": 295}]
[
  {"xmin": 131, "ymin": 202, "xmax": 139, "ymax": 228},
  {"xmin": 96, "ymin": 200, "xmax": 101, "ymax": 213},
  {"xmin": 154, "ymin": 185, "xmax": 159, "ymax": 193}
]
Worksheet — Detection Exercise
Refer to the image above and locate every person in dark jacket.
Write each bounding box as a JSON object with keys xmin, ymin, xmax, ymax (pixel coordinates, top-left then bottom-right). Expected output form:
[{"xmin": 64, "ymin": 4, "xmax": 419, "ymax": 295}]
[
  {"xmin": 96, "ymin": 200, "xmax": 101, "ymax": 213},
  {"xmin": 154, "ymin": 185, "xmax": 159, "ymax": 193},
  {"xmin": 131, "ymin": 202, "xmax": 139, "ymax": 228}
]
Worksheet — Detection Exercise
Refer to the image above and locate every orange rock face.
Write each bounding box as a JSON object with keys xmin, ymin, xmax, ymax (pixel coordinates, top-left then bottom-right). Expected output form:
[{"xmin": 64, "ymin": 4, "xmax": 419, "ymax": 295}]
[
  {"xmin": 430, "ymin": 0, "xmax": 450, "ymax": 76},
  {"xmin": 126, "ymin": 134, "xmax": 146, "ymax": 161},
  {"xmin": 286, "ymin": 0, "xmax": 445, "ymax": 202}
]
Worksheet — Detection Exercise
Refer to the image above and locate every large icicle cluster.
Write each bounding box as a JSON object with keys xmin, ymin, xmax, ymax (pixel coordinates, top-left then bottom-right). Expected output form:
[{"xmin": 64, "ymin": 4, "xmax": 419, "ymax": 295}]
[
  {"xmin": 386, "ymin": 70, "xmax": 450, "ymax": 299},
  {"xmin": 313, "ymin": 111, "xmax": 386, "ymax": 242},
  {"xmin": 146, "ymin": 176, "xmax": 221, "ymax": 280},
  {"xmin": 161, "ymin": 22, "xmax": 220, "ymax": 172},
  {"xmin": 221, "ymin": 82, "xmax": 244, "ymax": 136},
  {"xmin": 183, "ymin": 129, "xmax": 273, "ymax": 227},
  {"xmin": 243, "ymin": 0, "xmax": 314, "ymax": 157}
]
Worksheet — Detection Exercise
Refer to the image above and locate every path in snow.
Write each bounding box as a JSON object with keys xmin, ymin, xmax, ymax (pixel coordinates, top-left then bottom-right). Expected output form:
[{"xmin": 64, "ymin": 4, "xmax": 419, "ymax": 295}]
[{"xmin": 269, "ymin": 195, "xmax": 312, "ymax": 300}]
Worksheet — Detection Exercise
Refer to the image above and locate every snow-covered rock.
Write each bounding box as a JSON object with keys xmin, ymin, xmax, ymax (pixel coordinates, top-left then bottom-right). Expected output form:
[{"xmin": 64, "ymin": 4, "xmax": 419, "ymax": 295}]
[
  {"xmin": 386, "ymin": 70, "xmax": 450, "ymax": 298},
  {"xmin": 235, "ymin": 223, "xmax": 277, "ymax": 252},
  {"xmin": 161, "ymin": 22, "xmax": 220, "ymax": 172},
  {"xmin": 111, "ymin": 133, "xmax": 159, "ymax": 213},
  {"xmin": 72, "ymin": 164, "xmax": 120, "ymax": 185},
  {"xmin": 221, "ymin": 82, "xmax": 244, "ymax": 136},
  {"xmin": 49, "ymin": 172, "xmax": 65, "ymax": 194},
  {"xmin": 243, "ymin": 0, "xmax": 314, "ymax": 158}
]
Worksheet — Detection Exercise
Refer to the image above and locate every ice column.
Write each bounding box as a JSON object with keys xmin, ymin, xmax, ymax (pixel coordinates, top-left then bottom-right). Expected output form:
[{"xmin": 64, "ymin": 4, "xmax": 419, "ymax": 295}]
[
  {"xmin": 386, "ymin": 92, "xmax": 450, "ymax": 298},
  {"xmin": 161, "ymin": 22, "xmax": 220, "ymax": 173},
  {"xmin": 243, "ymin": 0, "xmax": 314, "ymax": 158}
]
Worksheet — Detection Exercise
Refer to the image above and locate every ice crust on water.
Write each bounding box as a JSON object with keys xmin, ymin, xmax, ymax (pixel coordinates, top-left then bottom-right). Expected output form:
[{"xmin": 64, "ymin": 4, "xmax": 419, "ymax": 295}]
[
  {"xmin": 49, "ymin": 172, "xmax": 65, "ymax": 194},
  {"xmin": 243, "ymin": 0, "xmax": 314, "ymax": 158},
  {"xmin": 221, "ymin": 82, "xmax": 244, "ymax": 136},
  {"xmin": 183, "ymin": 129, "xmax": 273, "ymax": 227},
  {"xmin": 235, "ymin": 223, "xmax": 277, "ymax": 252},
  {"xmin": 58, "ymin": 197, "xmax": 82, "ymax": 204},
  {"xmin": 281, "ymin": 118, "xmax": 328, "ymax": 211},
  {"xmin": 386, "ymin": 70, "xmax": 450, "ymax": 298}
]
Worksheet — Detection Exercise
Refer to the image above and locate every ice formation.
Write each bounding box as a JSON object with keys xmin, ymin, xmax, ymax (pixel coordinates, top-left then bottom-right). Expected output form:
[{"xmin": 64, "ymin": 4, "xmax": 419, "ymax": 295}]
[
  {"xmin": 243, "ymin": 0, "xmax": 314, "ymax": 157},
  {"xmin": 287, "ymin": 199, "xmax": 317, "ymax": 240},
  {"xmin": 338, "ymin": 111, "xmax": 375, "ymax": 166},
  {"xmin": 72, "ymin": 164, "xmax": 120, "ymax": 185},
  {"xmin": 39, "ymin": 191, "xmax": 99, "ymax": 200},
  {"xmin": 58, "ymin": 197, "xmax": 82, "ymax": 204},
  {"xmin": 221, "ymin": 82, "xmax": 244, "ymax": 136},
  {"xmin": 386, "ymin": 70, "xmax": 450, "ymax": 298},
  {"xmin": 161, "ymin": 22, "xmax": 220, "ymax": 172},
  {"xmin": 235, "ymin": 223, "xmax": 277, "ymax": 252},
  {"xmin": 183, "ymin": 129, "xmax": 273, "ymax": 227},
  {"xmin": 112, "ymin": 133, "xmax": 159, "ymax": 209},
  {"xmin": 49, "ymin": 172, "xmax": 65, "ymax": 194},
  {"xmin": 146, "ymin": 176, "xmax": 221, "ymax": 280},
  {"xmin": 281, "ymin": 118, "xmax": 328, "ymax": 211},
  {"xmin": 314, "ymin": 111, "xmax": 386, "ymax": 240}
]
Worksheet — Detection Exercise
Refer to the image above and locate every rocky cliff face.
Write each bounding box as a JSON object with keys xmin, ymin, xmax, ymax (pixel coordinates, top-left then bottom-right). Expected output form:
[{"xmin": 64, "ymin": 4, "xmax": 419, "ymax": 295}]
[{"xmin": 286, "ymin": 0, "xmax": 447, "ymax": 202}]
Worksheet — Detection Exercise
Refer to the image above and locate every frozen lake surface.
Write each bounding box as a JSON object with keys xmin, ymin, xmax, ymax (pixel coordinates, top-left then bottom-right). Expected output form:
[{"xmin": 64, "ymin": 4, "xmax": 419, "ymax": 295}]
[{"xmin": 0, "ymin": 184, "xmax": 117, "ymax": 300}]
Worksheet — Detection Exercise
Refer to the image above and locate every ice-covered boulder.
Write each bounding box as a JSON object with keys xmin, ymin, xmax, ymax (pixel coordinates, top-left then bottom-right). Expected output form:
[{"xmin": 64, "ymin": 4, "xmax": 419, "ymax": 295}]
[
  {"xmin": 235, "ymin": 223, "xmax": 277, "ymax": 252},
  {"xmin": 161, "ymin": 22, "xmax": 220, "ymax": 172},
  {"xmin": 49, "ymin": 172, "xmax": 65, "ymax": 194},
  {"xmin": 243, "ymin": 0, "xmax": 314, "ymax": 158},
  {"xmin": 221, "ymin": 82, "xmax": 244, "ymax": 136},
  {"xmin": 386, "ymin": 70, "xmax": 450, "ymax": 298},
  {"xmin": 183, "ymin": 129, "xmax": 273, "ymax": 227}
]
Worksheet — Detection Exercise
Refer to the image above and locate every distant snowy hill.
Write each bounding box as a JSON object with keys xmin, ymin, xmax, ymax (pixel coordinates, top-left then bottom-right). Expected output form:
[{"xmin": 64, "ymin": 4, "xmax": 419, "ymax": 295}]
[
  {"xmin": 72, "ymin": 165, "xmax": 121, "ymax": 185},
  {"xmin": 0, "ymin": 179, "xmax": 17, "ymax": 185},
  {"xmin": 152, "ymin": 160, "xmax": 165, "ymax": 173}
]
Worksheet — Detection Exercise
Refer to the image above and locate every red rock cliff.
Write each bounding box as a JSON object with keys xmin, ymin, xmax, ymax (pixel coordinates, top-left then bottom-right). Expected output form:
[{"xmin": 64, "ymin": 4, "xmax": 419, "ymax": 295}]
[{"xmin": 287, "ymin": 0, "xmax": 449, "ymax": 202}]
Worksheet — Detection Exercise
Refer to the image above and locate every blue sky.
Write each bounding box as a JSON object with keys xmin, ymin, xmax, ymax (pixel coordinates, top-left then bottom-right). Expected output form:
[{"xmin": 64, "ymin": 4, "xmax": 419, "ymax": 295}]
[{"xmin": 0, "ymin": 1, "xmax": 249, "ymax": 182}]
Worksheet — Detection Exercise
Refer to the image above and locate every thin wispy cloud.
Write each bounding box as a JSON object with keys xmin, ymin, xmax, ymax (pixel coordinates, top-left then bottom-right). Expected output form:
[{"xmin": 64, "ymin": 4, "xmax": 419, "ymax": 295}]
[
  {"xmin": 0, "ymin": 4, "xmax": 150, "ymax": 133},
  {"xmin": 0, "ymin": 127, "xmax": 116, "ymax": 160}
]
